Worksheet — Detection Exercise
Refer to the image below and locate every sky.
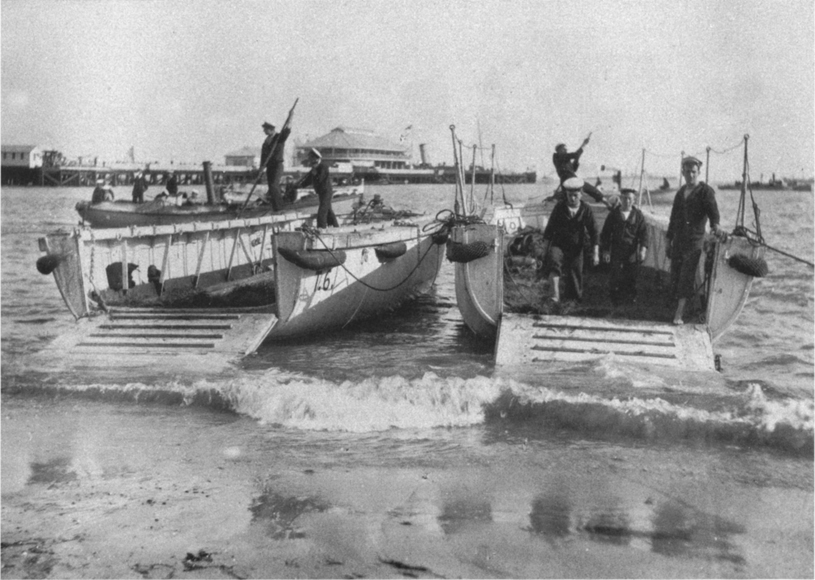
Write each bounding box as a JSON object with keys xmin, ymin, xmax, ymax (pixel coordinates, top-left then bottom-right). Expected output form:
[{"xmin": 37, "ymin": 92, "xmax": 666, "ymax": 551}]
[{"xmin": 2, "ymin": 0, "xmax": 813, "ymax": 182}]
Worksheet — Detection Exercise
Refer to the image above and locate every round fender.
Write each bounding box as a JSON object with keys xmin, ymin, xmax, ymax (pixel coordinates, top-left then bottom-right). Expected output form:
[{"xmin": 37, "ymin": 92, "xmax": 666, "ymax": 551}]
[
  {"xmin": 727, "ymin": 254, "xmax": 768, "ymax": 278},
  {"xmin": 36, "ymin": 254, "xmax": 64, "ymax": 275},
  {"xmin": 278, "ymin": 247, "xmax": 346, "ymax": 270},
  {"xmin": 446, "ymin": 241, "xmax": 491, "ymax": 263}
]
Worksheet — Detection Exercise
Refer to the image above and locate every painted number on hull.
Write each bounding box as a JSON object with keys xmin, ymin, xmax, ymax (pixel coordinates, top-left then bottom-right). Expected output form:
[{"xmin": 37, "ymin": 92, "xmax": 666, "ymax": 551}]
[{"xmin": 314, "ymin": 269, "xmax": 335, "ymax": 292}]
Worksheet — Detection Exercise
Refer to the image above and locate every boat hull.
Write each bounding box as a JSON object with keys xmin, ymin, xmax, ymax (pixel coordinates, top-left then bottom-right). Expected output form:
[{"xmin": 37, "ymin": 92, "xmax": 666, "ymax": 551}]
[
  {"xmin": 450, "ymin": 223, "xmax": 504, "ymax": 338},
  {"xmin": 76, "ymin": 193, "xmax": 361, "ymax": 229},
  {"xmin": 270, "ymin": 220, "xmax": 445, "ymax": 339}
]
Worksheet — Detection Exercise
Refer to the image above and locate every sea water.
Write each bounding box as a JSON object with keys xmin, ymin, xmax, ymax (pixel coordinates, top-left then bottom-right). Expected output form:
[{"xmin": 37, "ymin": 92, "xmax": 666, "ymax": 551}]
[{"xmin": 1, "ymin": 182, "xmax": 812, "ymax": 578}]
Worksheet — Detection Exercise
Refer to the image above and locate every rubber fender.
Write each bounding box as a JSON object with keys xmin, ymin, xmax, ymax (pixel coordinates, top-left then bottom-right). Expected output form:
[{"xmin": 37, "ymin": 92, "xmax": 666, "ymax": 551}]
[
  {"xmin": 727, "ymin": 253, "xmax": 768, "ymax": 277},
  {"xmin": 446, "ymin": 240, "xmax": 491, "ymax": 263},
  {"xmin": 36, "ymin": 254, "xmax": 63, "ymax": 275},
  {"xmin": 431, "ymin": 230, "xmax": 449, "ymax": 245},
  {"xmin": 374, "ymin": 241, "xmax": 407, "ymax": 261},
  {"xmin": 278, "ymin": 247, "xmax": 347, "ymax": 270}
]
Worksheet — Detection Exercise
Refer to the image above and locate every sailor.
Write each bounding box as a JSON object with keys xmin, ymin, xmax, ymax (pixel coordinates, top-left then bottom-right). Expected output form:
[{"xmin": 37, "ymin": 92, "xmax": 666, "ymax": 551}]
[
  {"xmin": 261, "ymin": 120, "xmax": 292, "ymax": 211},
  {"xmin": 541, "ymin": 177, "xmax": 599, "ymax": 303},
  {"xmin": 91, "ymin": 179, "xmax": 113, "ymax": 204},
  {"xmin": 551, "ymin": 135, "xmax": 608, "ymax": 207},
  {"xmin": 666, "ymin": 156, "xmax": 721, "ymax": 324},
  {"xmin": 132, "ymin": 169, "xmax": 149, "ymax": 204},
  {"xmin": 600, "ymin": 188, "xmax": 649, "ymax": 305},
  {"xmin": 295, "ymin": 148, "xmax": 338, "ymax": 228},
  {"xmin": 166, "ymin": 170, "xmax": 178, "ymax": 196}
]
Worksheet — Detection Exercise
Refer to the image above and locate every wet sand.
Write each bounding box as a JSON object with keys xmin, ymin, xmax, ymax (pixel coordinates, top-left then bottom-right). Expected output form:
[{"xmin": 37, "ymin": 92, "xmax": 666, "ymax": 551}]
[{"xmin": 3, "ymin": 394, "xmax": 813, "ymax": 579}]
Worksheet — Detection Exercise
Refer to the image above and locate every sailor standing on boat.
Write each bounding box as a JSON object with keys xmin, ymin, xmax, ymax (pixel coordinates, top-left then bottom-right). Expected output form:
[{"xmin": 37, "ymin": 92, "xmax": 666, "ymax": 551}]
[
  {"xmin": 666, "ymin": 156, "xmax": 721, "ymax": 325},
  {"xmin": 551, "ymin": 135, "xmax": 609, "ymax": 207},
  {"xmin": 91, "ymin": 179, "xmax": 114, "ymax": 204},
  {"xmin": 296, "ymin": 148, "xmax": 338, "ymax": 228},
  {"xmin": 261, "ymin": 120, "xmax": 292, "ymax": 211},
  {"xmin": 600, "ymin": 188, "xmax": 649, "ymax": 305},
  {"xmin": 132, "ymin": 170, "xmax": 149, "ymax": 204},
  {"xmin": 541, "ymin": 177, "xmax": 600, "ymax": 303}
]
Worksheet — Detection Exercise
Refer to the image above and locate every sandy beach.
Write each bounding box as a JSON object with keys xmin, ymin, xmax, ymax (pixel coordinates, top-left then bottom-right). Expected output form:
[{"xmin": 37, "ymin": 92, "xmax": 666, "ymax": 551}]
[{"xmin": 2, "ymin": 393, "xmax": 812, "ymax": 579}]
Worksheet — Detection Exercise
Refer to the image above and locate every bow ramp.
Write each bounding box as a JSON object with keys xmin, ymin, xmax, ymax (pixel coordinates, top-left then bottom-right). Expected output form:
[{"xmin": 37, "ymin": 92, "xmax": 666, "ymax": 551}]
[
  {"xmin": 34, "ymin": 308, "xmax": 277, "ymax": 376},
  {"xmin": 496, "ymin": 313, "xmax": 715, "ymax": 371}
]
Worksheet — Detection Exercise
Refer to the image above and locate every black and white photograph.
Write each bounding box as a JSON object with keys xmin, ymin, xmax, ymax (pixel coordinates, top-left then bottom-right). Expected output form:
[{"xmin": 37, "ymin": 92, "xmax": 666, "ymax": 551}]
[{"xmin": 2, "ymin": 0, "xmax": 813, "ymax": 577}]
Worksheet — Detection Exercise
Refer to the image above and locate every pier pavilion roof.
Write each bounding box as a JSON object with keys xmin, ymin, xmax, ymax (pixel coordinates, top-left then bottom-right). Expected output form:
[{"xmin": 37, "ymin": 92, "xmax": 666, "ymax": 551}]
[{"xmin": 301, "ymin": 127, "xmax": 406, "ymax": 153}]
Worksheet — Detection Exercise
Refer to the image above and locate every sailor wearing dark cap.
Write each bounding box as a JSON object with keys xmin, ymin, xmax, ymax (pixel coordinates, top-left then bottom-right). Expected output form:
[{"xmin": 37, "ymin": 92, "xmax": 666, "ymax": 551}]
[
  {"xmin": 261, "ymin": 117, "xmax": 292, "ymax": 211},
  {"xmin": 540, "ymin": 176, "xmax": 600, "ymax": 304},
  {"xmin": 551, "ymin": 134, "xmax": 609, "ymax": 207},
  {"xmin": 292, "ymin": 147, "xmax": 338, "ymax": 228},
  {"xmin": 667, "ymin": 154, "xmax": 721, "ymax": 324},
  {"xmin": 600, "ymin": 188, "xmax": 649, "ymax": 305}
]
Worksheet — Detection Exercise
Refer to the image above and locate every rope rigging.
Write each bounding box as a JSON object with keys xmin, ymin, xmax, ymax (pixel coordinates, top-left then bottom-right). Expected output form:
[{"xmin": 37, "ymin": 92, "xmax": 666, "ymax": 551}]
[{"xmin": 294, "ymin": 212, "xmax": 452, "ymax": 292}]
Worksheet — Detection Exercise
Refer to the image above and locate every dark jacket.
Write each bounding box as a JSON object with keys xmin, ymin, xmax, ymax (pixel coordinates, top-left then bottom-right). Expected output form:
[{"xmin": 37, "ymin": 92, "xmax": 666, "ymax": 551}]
[
  {"xmin": 166, "ymin": 174, "xmax": 178, "ymax": 196},
  {"xmin": 552, "ymin": 148, "xmax": 583, "ymax": 182},
  {"xmin": 543, "ymin": 200, "xmax": 598, "ymax": 253},
  {"xmin": 601, "ymin": 205, "xmax": 649, "ymax": 260},
  {"xmin": 132, "ymin": 175, "xmax": 148, "ymax": 201},
  {"xmin": 299, "ymin": 160, "xmax": 333, "ymax": 199},
  {"xmin": 91, "ymin": 186, "xmax": 108, "ymax": 204},
  {"xmin": 667, "ymin": 182, "xmax": 719, "ymax": 255},
  {"xmin": 261, "ymin": 127, "xmax": 292, "ymax": 167}
]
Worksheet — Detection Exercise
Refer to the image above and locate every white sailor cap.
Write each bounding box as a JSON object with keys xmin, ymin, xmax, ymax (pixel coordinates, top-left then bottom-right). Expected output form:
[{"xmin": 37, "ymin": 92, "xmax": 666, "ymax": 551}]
[
  {"xmin": 563, "ymin": 177, "xmax": 584, "ymax": 191},
  {"xmin": 309, "ymin": 148, "xmax": 322, "ymax": 159}
]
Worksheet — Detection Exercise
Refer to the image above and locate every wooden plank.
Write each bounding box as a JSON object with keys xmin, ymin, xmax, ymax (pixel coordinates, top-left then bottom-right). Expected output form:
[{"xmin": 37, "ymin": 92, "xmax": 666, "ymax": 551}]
[
  {"xmin": 496, "ymin": 312, "xmax": 715, "ymax": 371},
  {"xmin": 30, "ymin": 307, "xmax": 278, "ymax": 376}
]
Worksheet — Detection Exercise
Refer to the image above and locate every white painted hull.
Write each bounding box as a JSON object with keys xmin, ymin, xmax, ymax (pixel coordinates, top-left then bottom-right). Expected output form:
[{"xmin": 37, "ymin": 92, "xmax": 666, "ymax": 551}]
[
  {"xmin": 38, "ymin": 211, "xmax": 445, "ymax": 355},
  {"xmin": 270, "ymin": 221, "xmax": 445, "ymax": 339},
  {"xmin": 451, "ymin": 223, "xmax": 504, "ymax": 338}
]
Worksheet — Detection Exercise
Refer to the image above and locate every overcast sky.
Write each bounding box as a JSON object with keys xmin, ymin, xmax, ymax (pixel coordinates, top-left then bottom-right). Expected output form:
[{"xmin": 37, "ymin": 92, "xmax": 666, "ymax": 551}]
[{"xmin": 2, "ymin": 0, "xmax": 813, "ymax": 181}]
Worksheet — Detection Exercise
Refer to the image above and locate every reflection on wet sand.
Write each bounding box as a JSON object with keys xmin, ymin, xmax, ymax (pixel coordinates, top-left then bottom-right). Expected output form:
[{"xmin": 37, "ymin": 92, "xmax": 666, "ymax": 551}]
[
  {"xmin": 437, "ymin": 497, "xmax": 492, "ymax": 535},
  {"xmin": 249, "ymin": 489, "xmax": 330, "ymax": 540},
  {"xmin": 527, "ymin": 490, "xmax": 746, "ymax": 564},
  {"xmin": 27, "ymin": 456, "xmax": 78, "ymax": 485}
]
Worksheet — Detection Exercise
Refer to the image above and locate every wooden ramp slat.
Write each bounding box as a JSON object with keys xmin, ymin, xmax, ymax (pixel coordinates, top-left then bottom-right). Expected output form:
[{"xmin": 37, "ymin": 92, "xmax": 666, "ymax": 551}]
[
  {"xmin": 31, "ymin": 307, "xmax": 278, "ymax": 376},
  {"xmin": 496, "ymin": 313, "xmax": 715, "ymax": 371}
]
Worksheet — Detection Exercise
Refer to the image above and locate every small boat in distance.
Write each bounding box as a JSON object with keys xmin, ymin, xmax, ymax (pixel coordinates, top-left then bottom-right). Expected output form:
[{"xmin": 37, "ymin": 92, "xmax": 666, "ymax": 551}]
[{"xmin": 76, "ymin": 180, "xmax": 365, "ymax": 229}]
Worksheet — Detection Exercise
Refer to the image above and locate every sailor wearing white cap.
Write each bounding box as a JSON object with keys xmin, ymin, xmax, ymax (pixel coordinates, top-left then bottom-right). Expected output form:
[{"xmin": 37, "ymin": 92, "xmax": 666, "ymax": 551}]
[
  {"xmin": 540, "ymin": 175, "xmax": 600, "ymax": 304},
  {"xmin": 293, "ymin": 147, "xmax": 337, "ymax": 228}
]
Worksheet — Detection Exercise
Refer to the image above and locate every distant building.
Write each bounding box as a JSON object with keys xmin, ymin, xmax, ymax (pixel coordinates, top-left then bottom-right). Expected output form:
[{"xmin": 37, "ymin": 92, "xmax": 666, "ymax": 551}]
[
  {"xmin": 2, "ymin": 145, "xmax": 43, "ymax": 168},
  {"xmin": 225, "ymin": 147, "xmax": 260, "ymax": 168},
  {"xmin": 296, "ymin": 127, "xmax": 410, "ymax": 172}
]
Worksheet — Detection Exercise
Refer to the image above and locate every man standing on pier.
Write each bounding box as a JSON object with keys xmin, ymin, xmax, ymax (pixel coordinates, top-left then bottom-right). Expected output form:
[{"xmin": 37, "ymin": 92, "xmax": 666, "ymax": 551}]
[
  {"xmin": 261, "ymin": 120, "xmax": 292, "ymax": 211},
  {"xmin": 552, "ymin": 134, "xmax": 609, "ymax": 207}
]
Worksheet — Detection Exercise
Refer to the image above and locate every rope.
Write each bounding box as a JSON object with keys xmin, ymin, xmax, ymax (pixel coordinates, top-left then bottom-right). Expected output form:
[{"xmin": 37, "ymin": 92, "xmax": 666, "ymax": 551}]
[
  {"xmin": 300, "ymin": 219, "xmax": 446, "ymax": 292},
  {"xmin": 734, "ymin": 226, "xmax": 814, "ymax": 268},
  {"xmin": 708, "ymin": 140, "xmax": 744, "ymax": 155}
]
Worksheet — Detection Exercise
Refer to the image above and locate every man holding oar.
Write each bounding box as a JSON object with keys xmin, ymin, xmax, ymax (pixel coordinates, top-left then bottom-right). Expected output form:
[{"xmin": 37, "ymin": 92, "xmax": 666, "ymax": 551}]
[
  {"xmin": 551, "ymin": 133, "xmax": 610, "ymax": 208},
  {"xmin": 261, "ymin": 117, "xmax": 292, "ymax": 211}
]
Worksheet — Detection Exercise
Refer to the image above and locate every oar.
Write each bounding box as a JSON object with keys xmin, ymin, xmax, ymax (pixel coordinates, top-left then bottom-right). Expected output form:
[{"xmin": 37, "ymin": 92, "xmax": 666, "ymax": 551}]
[{"xmin": 239, "ymin": 98, "xmax": 299, "ymax": 214}]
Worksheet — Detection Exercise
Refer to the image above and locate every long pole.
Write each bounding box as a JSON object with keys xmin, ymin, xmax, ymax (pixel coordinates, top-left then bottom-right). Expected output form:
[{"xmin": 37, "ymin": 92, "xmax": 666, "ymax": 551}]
[
  {"xmin": 449, "ymin": 125, "xmax": 462, "ymax": 216},
  {"xmin": 737, "ymin": 134, "xmax": 749, "ymax": 229},
  {"xmin": 705, "ymin": 146, "xmax": 711, "ymax": 183},
  {"xmin": 637, "ymin": 148, "xmax": 646, "ymax": 206},
  {"xmin": 240, "ymin": 98, "xmax": 299, "ymax": 213},
  {"xmin": 469, "ymin": 144, "xmax": 477, "ymax": 213},
  {"xmin": 489, "ymin": 144, "xmax": 496, "ymax": 206}
]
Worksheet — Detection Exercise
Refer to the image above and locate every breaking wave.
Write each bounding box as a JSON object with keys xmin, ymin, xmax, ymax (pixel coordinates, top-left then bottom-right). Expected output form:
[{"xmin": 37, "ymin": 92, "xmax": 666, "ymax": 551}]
[{"xmin": 4, "ymin": 370, "xmax": 812, "ymax": 456}]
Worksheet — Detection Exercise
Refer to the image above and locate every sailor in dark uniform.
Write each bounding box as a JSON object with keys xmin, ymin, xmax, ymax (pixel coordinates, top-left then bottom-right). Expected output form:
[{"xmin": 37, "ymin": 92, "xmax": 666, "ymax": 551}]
[
  {"xmin": 261, "ymin": 121, "xmax": 292, "ymax": 211},
  {"xmin": 666, "ymin": 156, "xmax": 721, "ymax": 324},
  {"xmin": 297, "ymin": 148, "xmax": 338, "ymax": 228}
]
